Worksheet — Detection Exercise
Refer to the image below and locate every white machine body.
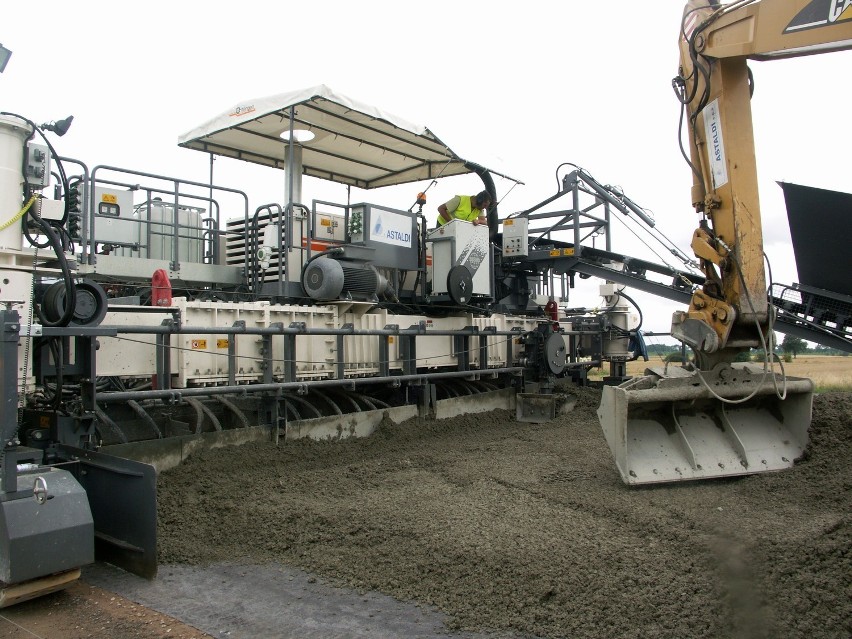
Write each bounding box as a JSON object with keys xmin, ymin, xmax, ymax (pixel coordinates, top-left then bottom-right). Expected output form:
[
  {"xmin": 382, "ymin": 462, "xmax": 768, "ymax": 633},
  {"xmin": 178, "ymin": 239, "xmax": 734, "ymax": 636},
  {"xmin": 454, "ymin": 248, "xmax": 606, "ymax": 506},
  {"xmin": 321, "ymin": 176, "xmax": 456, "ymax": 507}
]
[{"xmin": 427, "ymin": 220, "xmax": 491, "ymax": 297}]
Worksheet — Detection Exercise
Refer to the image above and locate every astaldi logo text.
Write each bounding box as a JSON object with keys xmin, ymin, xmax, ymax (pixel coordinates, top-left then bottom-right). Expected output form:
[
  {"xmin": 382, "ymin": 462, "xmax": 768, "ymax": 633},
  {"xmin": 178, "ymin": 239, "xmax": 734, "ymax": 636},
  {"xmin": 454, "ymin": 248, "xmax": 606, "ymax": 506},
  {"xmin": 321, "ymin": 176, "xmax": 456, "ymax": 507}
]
[{"xmin": 387, "ymin": 230, "xmax": 410, "ymax": 243}]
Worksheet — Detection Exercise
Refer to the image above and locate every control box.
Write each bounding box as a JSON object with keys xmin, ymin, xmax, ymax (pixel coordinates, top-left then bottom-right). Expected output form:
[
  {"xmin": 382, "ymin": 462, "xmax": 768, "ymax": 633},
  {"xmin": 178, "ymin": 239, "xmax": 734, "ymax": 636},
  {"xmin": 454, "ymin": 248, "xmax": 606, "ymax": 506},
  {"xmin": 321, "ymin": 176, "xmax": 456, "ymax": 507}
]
[
  {"xmin": 502, "ymin": 216, "xmax": 528, "ymax": 257},
  {"xmin": 427, "ymin": 220, "xmax": 491, "ymax": 297},
  {"xmin": 349, "ymin": 203, "xmax": 418, "ymax": 270},
  {"xmin": 92, "ymin": 188, "xmax": 137, "ymax": 247},
  {"xmin": 25, "ymin": 142, "xmax": 50, "ymax": 189}
]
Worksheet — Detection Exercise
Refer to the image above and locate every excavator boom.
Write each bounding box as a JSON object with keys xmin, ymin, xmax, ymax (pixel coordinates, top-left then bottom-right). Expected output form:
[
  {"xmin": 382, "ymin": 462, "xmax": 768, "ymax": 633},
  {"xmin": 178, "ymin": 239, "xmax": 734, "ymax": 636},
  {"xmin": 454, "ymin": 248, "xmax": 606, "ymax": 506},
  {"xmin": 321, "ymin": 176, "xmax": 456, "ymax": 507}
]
[{"xmin": 600, "ymin": 0, "xmax": 851, "ymax": 484}]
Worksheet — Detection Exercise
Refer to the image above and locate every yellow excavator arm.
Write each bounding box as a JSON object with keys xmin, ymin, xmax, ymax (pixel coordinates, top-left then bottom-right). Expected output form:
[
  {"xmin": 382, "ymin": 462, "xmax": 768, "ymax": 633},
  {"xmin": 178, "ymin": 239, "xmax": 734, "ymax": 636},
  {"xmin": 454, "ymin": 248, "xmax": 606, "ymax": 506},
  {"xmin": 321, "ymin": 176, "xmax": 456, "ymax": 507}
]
[
  {"xmin": 671, "ymin": 0, "xmax": 852, "ymax": 362},
  {"xmin": 598, "ymin": 0, "xmax": 850, "ymax": 485}
]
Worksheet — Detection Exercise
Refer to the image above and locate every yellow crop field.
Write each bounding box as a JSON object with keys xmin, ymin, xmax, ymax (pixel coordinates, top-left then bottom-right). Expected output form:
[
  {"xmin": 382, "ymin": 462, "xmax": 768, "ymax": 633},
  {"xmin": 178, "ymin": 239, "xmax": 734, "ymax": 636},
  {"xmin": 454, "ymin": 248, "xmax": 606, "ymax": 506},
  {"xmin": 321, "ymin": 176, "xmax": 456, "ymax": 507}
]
[{"xmin": 619, "ymin": 354, "xmax": 852, "ymax": 391}]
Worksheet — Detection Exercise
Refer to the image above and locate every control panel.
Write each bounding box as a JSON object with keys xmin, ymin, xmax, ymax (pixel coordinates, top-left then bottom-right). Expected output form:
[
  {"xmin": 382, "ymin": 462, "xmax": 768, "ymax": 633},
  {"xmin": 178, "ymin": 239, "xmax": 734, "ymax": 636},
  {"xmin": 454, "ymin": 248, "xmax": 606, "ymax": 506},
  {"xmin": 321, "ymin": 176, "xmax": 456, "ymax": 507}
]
[
  {"xmin": 25, "ymin": 142, "xmax": 50, "ymax": 188},
  {"xmin": 502, "ymin": 217, "xmax": 528, "ymax": 257}
]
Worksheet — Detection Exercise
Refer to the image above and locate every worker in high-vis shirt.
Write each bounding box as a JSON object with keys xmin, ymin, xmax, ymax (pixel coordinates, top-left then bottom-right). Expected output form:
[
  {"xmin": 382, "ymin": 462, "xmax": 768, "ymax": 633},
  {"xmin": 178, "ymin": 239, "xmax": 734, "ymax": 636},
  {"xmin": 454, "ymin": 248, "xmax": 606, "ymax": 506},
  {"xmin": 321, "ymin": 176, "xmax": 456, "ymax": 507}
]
[{"xmin": 436, "ymin": 190, "xmax": 491, "ymax": 227}]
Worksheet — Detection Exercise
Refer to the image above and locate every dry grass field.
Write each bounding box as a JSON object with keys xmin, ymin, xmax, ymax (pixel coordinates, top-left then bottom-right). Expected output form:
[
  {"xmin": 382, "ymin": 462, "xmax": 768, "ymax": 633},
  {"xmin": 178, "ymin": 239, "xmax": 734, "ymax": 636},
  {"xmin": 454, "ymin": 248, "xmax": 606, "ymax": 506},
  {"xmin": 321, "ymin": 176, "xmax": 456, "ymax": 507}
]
[{"xmin": 621, "ymin": 354, "xmax": 852, "ymax": 391}]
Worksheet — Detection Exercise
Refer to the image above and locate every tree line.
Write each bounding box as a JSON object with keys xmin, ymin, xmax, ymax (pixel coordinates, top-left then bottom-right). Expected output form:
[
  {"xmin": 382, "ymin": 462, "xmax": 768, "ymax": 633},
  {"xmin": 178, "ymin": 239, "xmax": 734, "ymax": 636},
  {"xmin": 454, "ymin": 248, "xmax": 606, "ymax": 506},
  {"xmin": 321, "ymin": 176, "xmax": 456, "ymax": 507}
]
[{"xmin": 645, "ymin": 334, "xmax": 848, "ymax": 362}]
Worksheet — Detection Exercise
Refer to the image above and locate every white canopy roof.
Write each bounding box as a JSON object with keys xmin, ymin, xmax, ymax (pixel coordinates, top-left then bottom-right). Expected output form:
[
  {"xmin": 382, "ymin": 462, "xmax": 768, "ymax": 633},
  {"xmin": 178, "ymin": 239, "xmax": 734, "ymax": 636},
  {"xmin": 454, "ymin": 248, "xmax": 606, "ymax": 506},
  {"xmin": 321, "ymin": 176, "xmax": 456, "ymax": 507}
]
[{"xmin": 178, "ymin": 84, "xmax": 504, "ymax": 190}]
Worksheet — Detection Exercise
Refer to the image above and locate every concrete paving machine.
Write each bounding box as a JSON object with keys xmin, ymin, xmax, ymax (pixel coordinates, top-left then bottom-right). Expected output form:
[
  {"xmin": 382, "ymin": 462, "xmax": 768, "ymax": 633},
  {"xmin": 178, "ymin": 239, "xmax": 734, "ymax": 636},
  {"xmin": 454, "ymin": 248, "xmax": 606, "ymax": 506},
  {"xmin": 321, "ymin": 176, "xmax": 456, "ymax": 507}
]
[
  {"xmin": 598, "ymin": 0, "xmax": 852, "ymax": 484},
  {"xmin": 1, "ymin": 85, "xmax": 655, "ymax": 605}
]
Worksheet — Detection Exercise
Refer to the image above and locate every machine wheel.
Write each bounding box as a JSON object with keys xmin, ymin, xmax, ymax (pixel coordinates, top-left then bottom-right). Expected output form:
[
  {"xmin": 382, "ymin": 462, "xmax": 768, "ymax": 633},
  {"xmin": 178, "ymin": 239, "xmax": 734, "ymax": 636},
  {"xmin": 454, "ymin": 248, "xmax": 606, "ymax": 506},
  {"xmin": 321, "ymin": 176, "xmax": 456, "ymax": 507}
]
[
  {"xmin": 544, "ymin": 332, "xmax": 567, "ymax": 375},
  {"xmin": 447, "ymin": 265, "xmax": 473, "ymax": 305},
  {"xmin": 42, "ymin": 279, "xmax": 108, "ymax": 326}
]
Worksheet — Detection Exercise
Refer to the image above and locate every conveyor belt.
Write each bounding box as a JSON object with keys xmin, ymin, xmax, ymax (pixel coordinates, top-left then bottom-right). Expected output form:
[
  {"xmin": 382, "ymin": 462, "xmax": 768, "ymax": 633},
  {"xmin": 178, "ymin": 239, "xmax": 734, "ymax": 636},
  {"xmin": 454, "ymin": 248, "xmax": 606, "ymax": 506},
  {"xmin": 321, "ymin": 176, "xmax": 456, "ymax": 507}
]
[{"xmin": 515, "ymin": 243, "xmax": 852, "ymax": 352}]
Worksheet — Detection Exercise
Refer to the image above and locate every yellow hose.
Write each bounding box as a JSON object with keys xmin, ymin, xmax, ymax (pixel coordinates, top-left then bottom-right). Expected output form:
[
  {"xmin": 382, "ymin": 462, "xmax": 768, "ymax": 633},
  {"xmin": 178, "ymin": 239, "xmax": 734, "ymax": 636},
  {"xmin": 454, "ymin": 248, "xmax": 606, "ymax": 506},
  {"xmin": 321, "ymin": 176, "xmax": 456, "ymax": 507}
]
[{"xmin": 0, "ymin": 195, "xmax": 39, "ymax": 231}]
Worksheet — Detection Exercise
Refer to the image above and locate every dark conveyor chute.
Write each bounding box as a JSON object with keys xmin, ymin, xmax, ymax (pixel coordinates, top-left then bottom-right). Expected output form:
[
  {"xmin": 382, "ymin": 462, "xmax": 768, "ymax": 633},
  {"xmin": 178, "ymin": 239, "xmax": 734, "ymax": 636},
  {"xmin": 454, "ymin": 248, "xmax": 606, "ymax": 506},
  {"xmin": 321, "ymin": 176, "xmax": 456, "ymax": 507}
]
[{"xmin": 780, "ymin": 181, "xmax": 852, "ymax": 298}]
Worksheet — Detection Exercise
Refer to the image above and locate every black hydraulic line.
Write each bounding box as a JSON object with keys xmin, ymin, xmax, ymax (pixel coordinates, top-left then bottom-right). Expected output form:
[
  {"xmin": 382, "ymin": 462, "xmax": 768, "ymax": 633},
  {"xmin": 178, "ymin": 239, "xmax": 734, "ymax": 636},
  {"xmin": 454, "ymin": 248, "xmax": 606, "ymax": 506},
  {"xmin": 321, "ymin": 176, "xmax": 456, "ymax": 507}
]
[
  {"xmin": 200, "ymin": 399, "xmax": 223, "ymax": 432},
  {"xmin": 615, "ymin": 290, "xmax": 644, "ymax": 333},
  {"xmin": 94, "ymin": 406, "xmax": 129, "ymax": 444},
  {"xmin": 477, "ymin": 381, "xmax": 500, "ymax": 391},
  {"xmin": 351, "ymin": 393, "xmax": 377, "ymax": 411},
  {"xmin": 328, "ymin": 389, "xmax": 361, "ymax": 413},
  {"xmin": 127, "ymin": 399, "xmax": 163, "ymax": 439},
  {"xmin": 310, "ymin": 389, "xmax": 342, "ymax": 416},
  {"xmin": 215, "ymin": 396, "xmax": 250, "ymax": 428},
  {"xmin": 467, "ymin": 380, "xmax": 494, "ymax": 393},
  {"xmin": 456, "ymin": 382, "xmax": 474, "ymax": 396},
  {"xmin": 184, "ymin": 397, "xmax": 222, "ymax": 433},
  {"xmin": 281, "ymin": 400, "xmax": 301, "ymax": 421},
  {"xmin": 184, "ymin": 397, "xmax": 203, "ymax": 434},
  {"xmin": 45, "ymin": 338, "xmax": 64, "ymax": 410},
  {"xmin": 435, "ymin": 381, "xmax": 458, "ymax": 398},
  {"xmin": 29, "ymin": 216, "xmax": 77, "ymax": 327},
  {"xmin": 95, "ymin": 366, "xmax": 525, "ymax": 403},
  {"xmin": 355, "ymin": 392, "xmax": 391, "ymax": 411},
  {"xmin": 367, "ymin": 396, "xmax": 392, "ymax": 409},
  {"xmin": 282, "ymin": 393, "xmax": 322, "ymax": 419}
]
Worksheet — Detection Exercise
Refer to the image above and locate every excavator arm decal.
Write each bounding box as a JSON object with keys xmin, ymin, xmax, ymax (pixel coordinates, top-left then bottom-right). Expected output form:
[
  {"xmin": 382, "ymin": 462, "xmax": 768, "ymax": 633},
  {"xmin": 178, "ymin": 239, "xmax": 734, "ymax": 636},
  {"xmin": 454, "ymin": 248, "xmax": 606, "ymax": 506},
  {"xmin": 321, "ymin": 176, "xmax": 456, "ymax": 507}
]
[{"xmin": 785, "ymin": 0, "xmax": 852, "ymax": 34}]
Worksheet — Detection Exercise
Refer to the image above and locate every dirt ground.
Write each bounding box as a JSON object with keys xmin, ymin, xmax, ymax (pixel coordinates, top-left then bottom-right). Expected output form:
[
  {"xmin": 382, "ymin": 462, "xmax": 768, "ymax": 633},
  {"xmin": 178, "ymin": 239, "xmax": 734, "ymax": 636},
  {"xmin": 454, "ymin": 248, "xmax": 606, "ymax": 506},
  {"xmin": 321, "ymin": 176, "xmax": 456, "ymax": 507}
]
[
  {"xmin": 0, "ymin": 581, "xmax": 212, "ymax": 639},
  {"xmin": 146, "ymin": 386, "xmax": 851, "ymax": 639}
]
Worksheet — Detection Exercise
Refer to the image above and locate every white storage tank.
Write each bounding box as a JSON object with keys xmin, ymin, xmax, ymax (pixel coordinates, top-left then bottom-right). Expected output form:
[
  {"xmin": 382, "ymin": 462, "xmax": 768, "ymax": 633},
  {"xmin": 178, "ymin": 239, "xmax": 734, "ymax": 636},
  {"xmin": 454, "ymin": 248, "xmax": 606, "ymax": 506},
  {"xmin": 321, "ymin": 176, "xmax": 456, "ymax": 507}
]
[
  {"xmin": 136, "ymin": 199, "xmax": 204, "ymax": 263},
  {"xmin": 0, "ymin": 115, "xmax": 31, "ymax": 251}
]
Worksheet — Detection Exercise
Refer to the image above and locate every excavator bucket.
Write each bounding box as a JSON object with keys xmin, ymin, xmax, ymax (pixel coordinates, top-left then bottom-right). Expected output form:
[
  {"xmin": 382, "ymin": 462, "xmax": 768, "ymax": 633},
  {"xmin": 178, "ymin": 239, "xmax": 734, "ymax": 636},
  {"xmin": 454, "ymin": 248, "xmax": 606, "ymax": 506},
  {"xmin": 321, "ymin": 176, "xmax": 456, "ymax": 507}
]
[{"xmin": 597, "ymin": 364, "xmax": 814, "ymax": 485}]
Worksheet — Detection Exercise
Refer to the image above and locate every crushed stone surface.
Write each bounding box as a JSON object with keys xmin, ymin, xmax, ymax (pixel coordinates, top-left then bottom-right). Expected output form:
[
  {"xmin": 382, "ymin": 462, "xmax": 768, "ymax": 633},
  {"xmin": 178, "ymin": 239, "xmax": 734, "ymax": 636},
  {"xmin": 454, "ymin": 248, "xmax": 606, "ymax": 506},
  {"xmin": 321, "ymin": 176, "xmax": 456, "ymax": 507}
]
[{"xmin": 158, "ymin": 387, "xmax": 851, "ymax": 639}]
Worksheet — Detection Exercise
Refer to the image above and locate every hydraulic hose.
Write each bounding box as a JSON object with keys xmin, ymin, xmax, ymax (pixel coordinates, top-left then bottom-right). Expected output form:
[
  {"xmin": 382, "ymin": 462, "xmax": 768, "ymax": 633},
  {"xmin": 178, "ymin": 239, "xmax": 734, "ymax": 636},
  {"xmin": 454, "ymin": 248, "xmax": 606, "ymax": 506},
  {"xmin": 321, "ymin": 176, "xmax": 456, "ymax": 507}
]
[{"xmin": 30, "ymin": 215, "xmax": 76, "ymax": 327}]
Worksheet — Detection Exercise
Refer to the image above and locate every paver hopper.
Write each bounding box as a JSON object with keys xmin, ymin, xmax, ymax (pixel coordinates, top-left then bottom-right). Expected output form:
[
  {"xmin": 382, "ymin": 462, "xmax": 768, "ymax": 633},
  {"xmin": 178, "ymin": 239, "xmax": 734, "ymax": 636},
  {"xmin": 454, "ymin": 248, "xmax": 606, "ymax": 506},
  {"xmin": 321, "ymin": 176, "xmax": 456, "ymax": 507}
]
[{"xmin": 597, "ymin": 364, "xmax": 814, "ymax": 485}]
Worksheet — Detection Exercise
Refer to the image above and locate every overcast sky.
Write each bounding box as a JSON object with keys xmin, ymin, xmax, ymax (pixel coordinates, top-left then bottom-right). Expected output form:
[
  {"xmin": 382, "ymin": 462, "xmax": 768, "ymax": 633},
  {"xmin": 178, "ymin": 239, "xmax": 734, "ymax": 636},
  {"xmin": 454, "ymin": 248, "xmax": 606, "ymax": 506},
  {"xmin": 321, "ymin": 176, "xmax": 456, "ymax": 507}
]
[{"xmin": 3, "ymin": 1, "xmax": 849, "ymax": 345}]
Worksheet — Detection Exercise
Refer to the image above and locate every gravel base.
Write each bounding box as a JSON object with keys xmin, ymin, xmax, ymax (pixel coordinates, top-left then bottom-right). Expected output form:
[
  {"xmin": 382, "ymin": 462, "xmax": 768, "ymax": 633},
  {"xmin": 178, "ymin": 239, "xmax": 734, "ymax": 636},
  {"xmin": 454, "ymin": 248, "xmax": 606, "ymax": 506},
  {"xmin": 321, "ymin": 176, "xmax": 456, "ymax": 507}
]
[{"xmin": 158, "ymin": 387, "xmax": 851, "ymax": 639}]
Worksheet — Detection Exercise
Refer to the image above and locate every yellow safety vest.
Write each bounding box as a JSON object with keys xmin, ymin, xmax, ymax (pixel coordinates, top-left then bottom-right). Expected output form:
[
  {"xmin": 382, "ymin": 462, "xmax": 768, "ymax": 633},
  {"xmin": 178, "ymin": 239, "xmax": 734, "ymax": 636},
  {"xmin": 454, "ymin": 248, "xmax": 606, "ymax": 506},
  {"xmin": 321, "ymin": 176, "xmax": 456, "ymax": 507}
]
[{"xmin": 438, "ymin": 196, "xmax": 480, "ymax": 226}]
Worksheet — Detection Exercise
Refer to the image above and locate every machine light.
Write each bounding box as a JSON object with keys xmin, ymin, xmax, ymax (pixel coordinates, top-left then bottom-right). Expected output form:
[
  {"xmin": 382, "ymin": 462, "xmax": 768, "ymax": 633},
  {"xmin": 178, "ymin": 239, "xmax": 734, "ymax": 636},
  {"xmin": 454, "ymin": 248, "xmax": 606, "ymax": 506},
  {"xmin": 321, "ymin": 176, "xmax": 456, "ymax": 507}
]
[
  {"xmin": 280, "ymin": 129, "xmax": 315, "ymax": 143},
  {"xmin": 40, "ymin": 115, "xmax": 74, "ymax": 137}
]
